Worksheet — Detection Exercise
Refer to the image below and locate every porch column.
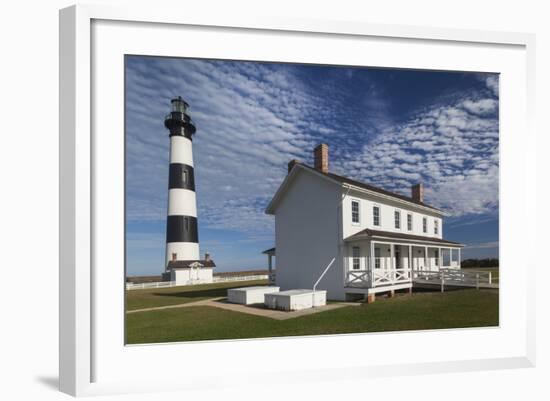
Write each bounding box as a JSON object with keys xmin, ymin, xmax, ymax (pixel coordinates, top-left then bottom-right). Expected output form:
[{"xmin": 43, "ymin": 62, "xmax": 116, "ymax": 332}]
[
  {"xmin": 370, "ymin": 240, "xmax": 375, "ymax": 286},
  {"xmin": 424, "ymin": 246, "xmax": 428, "ymax": 270},
  {"xmin": 390, "ymin": 243, "xmax": 395, "ymax": 283},
  {"xmin": 458, "ymin": 248, "xmax": 461, "ymax": 268},
  {"xmin": 409, "ymin": 245, "xmax": 412, "ymax": 278},
  {"xmin": 268, "ymin": 254, "xmax": 272, "ymax": 273}
]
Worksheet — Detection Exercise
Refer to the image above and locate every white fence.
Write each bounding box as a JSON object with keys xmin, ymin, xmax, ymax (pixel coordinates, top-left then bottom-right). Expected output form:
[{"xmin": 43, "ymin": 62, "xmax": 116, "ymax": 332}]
[
  {"xmin": 126, "ymin": 281, "xmax": 179, "ymax": 290},
  {"xmin": 126, "ymin": 274, "xmax": 269, "ymax": 290},
  {"xmin": 213, "ymin": 274, "xmax": 269, "ymax": 283},
  {"xmin": 413, "ymin": 268, "xmax": 493, "ymax": 290}
]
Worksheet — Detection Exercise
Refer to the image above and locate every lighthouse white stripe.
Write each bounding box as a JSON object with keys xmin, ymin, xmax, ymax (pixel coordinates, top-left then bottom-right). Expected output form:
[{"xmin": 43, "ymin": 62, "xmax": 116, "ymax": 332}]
[
  {"xmin": 167, "ymin": 189, "xmax": 197, "ymax": 216},
  {"xmin": 169, "ymin": 136, "xmax": 194, "ymax": 166},
  {"xmin": 166, "ymin": 243, "xmax": 200, "ymax": 265}
]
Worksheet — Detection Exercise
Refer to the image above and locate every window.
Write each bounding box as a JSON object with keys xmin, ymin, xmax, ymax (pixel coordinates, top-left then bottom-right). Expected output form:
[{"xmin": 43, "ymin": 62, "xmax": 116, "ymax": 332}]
[
  {"xmin": 434, "ymin": 249, "xmax": 439, "ymax": 266},
  {"xmin": 352, "ymin": 247, "xmax": 360, "ymax": 270},
  {"xmin": 443, "ymin": 249, "xmax": 451, "ymax": 266},
  {"xmin": 351, "ymin": 200, "xmax": 360, "ymax": 224},
  {"xmin": 374, "ymin": 247, "xmax": 381, "ymax": 269},
  {"xmin": 407, "ymin": 213, "xmax": 413, "ymax": 231},
  {"xmin": 373, "ymin": 206, "xmax": 380, "ymax": 226},
  {"xmin": 434, "ymin": 219, "xmax": 439, "ymax": 235},
  {"xmin": 423, "ymin": 217, "xmax": 427, "ymax": 233},
  {"xmin": 394, "ymin": 210, "xmax": 401, "ymax": 229},
  {"xmin": 182, "ymin": 169, "xmax": 188, "ymax": 185},
  {"xmin": 451, "ymin": 249, "xmax": 458, "ymax": 263}
]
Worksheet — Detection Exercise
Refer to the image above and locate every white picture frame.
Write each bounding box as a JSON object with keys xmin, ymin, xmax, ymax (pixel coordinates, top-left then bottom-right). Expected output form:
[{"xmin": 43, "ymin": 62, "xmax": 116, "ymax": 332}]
[{"xmin": 59, "ymin": 4, "xmax": 536, "ymax": 397}]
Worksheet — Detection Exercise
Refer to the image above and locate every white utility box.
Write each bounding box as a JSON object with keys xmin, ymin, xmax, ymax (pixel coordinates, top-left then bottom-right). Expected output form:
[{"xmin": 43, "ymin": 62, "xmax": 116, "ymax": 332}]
[
  {"xmin": 264, "ymin": 289, "xmax": 327, "ymax": 311},
  {"xmin": 227, "ymin": 286, "xmax": 280, "ymax": 305}
]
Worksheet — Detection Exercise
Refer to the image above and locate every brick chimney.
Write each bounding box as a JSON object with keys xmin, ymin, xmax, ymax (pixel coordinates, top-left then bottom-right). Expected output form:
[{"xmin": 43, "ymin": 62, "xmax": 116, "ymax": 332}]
[
  {"xmin": 287, "ymin": 159, "xmax": 299, "ymax": 174},
  {"xmin": 204, "ymin": 252, "xmax": 211, "ymax": 262},
  {"xmin": 314, "ymin": 143, "xmax": 329, "ymax": 174},
  {"xmin": 411, "ymin": 183, "xmax": 424, "ymax": 203}
]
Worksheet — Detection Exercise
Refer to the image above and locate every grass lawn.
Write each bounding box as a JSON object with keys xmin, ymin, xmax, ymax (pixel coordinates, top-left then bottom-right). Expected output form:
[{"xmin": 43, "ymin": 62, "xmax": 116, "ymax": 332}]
[
  {"xmin": 126, "ymin": 287, "xmax": 499, "ymax": 344},
  {"xmin": 126, "ymin": 280, "xmax": 268, "ymax": 311}
]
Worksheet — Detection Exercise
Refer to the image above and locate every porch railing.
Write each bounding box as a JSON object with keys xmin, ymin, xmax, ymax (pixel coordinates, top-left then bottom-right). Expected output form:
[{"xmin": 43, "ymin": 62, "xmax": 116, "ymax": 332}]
[
  {"xmin": 373, "ymin": 268, "xmax": 412, "ymax": 287},
  {"xmin": 345, "ymin": 268, "xmax": 412, "ymax": 288},
  {"xmin": 346, "ymin": 270, "xmax": 371, "ymax": 288}
]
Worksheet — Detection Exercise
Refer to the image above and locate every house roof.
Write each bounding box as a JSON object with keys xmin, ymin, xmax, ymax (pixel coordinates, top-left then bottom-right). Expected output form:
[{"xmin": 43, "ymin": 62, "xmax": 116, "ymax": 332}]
[
  {"xmin": 346, "ymin": 228, "xmax": 463, "ymax": 247},
  {"xmin": 299, "ymin": 164, "xmax": 442, "ymax": 212},
  {"xmin": 167, "ymin": 259, "xmax": 216, "ymax": 269},
  {"xmin": 266, "ymin": 162, "xmax": 444, "ymax": 215}
]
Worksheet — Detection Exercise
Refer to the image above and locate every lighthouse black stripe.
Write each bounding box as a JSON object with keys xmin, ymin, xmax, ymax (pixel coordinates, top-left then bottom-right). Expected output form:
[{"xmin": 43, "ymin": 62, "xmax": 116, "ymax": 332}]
[
  {"xmin": 166, "ymin": 215, "xmax": 198, "ymax": 243},
  {"xmin": 168, "ymin": 163, "xmax": 195, "ymax": 191}
]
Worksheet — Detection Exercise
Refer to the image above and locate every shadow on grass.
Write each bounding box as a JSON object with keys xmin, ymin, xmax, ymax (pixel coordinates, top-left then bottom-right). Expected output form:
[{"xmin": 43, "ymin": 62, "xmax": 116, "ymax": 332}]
[
  {"xmin": 152, "ymin": 288, "xmax": 228, "ymax": 299},
  {"xmin": 152, "ymin": 282, "xmax": 265, "ymax": 299},
  {"xmin": 213, "ymin": 298, "xmax": 269, "ymax": 310},
  {"xmin": 412, "ymin": 286, "xmax": 465, "ymax": 293}
]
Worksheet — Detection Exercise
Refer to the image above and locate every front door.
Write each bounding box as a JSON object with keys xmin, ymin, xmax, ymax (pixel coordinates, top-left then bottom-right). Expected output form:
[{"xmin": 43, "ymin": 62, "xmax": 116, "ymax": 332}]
[{"xmin": 394, "ymin": 245, "xmax": 401, "ymax": 269}]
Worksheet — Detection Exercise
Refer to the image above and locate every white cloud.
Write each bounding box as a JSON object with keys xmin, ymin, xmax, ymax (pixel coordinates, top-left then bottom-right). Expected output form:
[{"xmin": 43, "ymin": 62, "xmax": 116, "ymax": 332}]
[
  {"xmin": 126, "ymin": 57, "xmax": 499, "ymax": 241},
  {"xmin": 125, "ymin": 59, "xmax": 331, "ymax": 234},
  {"xmin": 461, "ymin": 98, "xmax": 498, "ymax": 116},
  {"xmin": 331, "ymin": 93, "xmax": 499, "ymax": 218},
  {"xmin": 486, "ymin": 75, "xmax": 499, "ymax": 97},
  {"xmin": 465, "ymin": 241, "xmax": 499, "ymax": 250}
]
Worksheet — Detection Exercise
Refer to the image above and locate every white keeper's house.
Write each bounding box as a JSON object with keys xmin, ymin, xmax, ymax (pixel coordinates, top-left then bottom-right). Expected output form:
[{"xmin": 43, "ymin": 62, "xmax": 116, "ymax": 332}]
[{"xmin": 265, "ymin": 143, "xmax": 464, "ymax": 302}]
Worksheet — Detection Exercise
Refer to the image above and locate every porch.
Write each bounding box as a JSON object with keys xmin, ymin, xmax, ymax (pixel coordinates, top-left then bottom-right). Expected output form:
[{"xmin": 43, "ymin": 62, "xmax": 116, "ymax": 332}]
[{"xmin": 343, "ymin": 232, "xmax": 463, "ymax": 293}]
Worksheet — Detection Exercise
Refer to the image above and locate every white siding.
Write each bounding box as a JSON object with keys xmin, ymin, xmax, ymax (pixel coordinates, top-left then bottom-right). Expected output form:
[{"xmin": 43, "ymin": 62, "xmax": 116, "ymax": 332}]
[
  {"xmin": 274, "ymin": 171, "xmax": 346, "ymax": 300},
  {"xmin": 171, "ymin": 267, "xmax": 213, "ymax": 284},
  {"xmin": 342, "ymin": 188, "xmax": 443, "ymax": 240}
]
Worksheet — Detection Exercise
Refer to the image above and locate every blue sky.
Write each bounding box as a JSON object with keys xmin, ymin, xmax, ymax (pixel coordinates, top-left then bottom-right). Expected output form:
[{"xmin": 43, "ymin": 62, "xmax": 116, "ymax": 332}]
[{"xmin": 125, "ymin": 56, "xmax": 499, "ymax": 275}]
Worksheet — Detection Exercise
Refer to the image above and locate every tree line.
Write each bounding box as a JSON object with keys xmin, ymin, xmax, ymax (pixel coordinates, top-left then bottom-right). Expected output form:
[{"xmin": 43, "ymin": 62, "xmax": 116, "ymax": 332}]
[{"xmin": 461, "ymin": 258, "xmax": 499, "ymax": 268}]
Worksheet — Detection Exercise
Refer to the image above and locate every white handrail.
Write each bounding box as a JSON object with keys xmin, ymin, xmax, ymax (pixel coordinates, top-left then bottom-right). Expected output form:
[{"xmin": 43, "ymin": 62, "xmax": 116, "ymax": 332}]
[
  {"xmin": 312, "ymin": 257, "xmax": 336, "ymax": 308},
  {"xmin": 313, "ymin": 258, "xmax": 336, "ymax": 292}
]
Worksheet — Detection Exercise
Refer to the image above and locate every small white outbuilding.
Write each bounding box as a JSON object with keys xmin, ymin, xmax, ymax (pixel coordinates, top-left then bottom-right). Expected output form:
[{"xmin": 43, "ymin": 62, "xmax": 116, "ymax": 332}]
[{"xmin": 167, "ymin": 256, "xmax": 215, "ymax": 285}]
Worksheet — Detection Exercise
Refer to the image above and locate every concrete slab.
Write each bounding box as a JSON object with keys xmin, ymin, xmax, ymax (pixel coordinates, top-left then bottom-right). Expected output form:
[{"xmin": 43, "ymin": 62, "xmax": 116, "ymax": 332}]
[{"xmin": 208, "ymin": 298, "xmax": 345, "ymax": 320}]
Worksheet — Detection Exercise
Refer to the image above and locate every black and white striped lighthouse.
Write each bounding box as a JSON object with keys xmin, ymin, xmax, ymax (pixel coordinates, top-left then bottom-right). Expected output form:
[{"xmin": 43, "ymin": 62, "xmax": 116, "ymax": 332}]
[{"xmin": 164, "ymin": 96, "xmax": 199, "ymax": 270}]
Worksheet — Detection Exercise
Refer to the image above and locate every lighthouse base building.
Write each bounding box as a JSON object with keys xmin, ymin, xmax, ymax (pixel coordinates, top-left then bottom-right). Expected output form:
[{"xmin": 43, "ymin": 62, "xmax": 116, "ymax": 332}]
[{"xmin": 166, "ymin": 253, "xmax": 216, "ymax": 285}]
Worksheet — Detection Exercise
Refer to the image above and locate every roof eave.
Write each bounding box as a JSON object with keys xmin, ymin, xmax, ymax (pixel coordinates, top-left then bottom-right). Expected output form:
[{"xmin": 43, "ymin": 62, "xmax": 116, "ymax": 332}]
[
  {"xmin": 341, "ymin": 182, "xmax": 449, "ymax": 216},
  {"xmin": 345, "ymin": 232, "xmax": 464, "ymax": 247},
  {"xmin": 266, "ymin": 164, "xmax": 450, "ymax": 217}
]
